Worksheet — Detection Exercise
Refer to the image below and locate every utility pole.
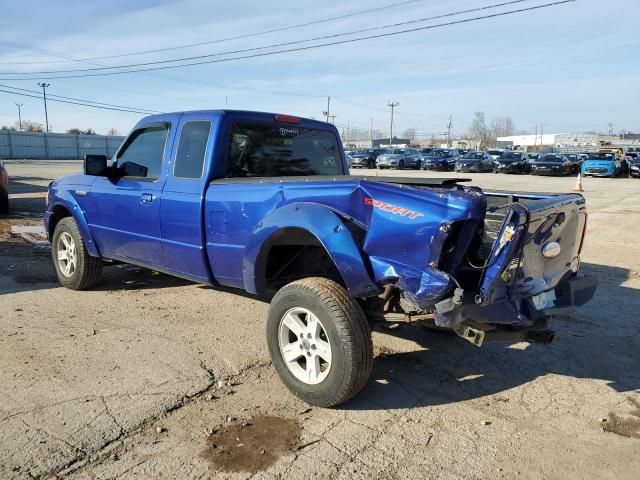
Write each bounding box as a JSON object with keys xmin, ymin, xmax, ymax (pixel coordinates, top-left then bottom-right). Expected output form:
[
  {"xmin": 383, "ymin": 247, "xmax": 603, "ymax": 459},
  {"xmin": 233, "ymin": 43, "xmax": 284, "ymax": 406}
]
[
  {"xmin": 38, "ymin": 82, "xmax": 50, "ymax": 132},
  {"xmin": 534, "ymin": 125, "xmax": 538, "ymax": 148},
  {"xmin": 387, "ymin": 101, "xmax": 399, "ymax": 147},
  {"xmin": 446, "ymin": 114, "xmax": 453, "ymax": 147},
  {"xmin": 328, "ymin": 115, "xmax": 336, "ymax": 124},
  {"xmin": 370, "ymin": 118, "xmax": 373, "ymax": 148},
  {"xmin": 322, "ymin": 96, "xmax": 331, "ymax": 123},
  {"xmin": 539, "ymin": 123, "xmax": 544, "ymax": 147},
  {"xmin": 15, "ymin": 103, "xmax": 23, "ymax": 130},
  {"xmin": 608, "ymin": 122, "xmax": 613, "ymax": 142}
]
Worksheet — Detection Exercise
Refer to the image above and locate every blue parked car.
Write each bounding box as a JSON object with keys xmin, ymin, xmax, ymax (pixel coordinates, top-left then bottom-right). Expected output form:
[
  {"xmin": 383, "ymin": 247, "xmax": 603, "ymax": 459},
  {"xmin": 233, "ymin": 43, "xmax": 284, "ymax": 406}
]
[
  {"xmin": 581, "ymin": 152, "xmax": 622, "ymax": 177},
  {"xmin": 44, "ymin": 109, "xmax": 597, "ymax": 406}
]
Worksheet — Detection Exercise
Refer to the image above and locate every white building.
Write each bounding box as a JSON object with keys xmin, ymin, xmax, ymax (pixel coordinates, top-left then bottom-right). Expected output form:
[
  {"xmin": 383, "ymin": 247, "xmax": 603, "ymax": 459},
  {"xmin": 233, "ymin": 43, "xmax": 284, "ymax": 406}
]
[
  {"xmin": 497, "ymin": 133, "xmax": 600, "ymax": 150},
  {"xmin": 497, "ymin": 133, "xmax": 558, "ymax": 147}
]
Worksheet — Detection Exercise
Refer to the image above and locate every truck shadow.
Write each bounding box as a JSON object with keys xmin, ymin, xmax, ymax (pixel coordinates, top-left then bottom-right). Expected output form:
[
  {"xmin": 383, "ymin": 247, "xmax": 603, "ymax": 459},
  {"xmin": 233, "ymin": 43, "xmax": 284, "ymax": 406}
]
[{"xmin": 346, "ymin": 262, "xmax": 640, "ymax": 410}]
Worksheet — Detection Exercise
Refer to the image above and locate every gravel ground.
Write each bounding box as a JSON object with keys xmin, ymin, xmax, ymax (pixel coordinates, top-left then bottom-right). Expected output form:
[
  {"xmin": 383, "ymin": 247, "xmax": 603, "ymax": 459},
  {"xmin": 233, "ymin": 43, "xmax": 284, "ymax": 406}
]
[{"xmin": 0, "ymin": 160, "xmax": 639, "ymax": 480}]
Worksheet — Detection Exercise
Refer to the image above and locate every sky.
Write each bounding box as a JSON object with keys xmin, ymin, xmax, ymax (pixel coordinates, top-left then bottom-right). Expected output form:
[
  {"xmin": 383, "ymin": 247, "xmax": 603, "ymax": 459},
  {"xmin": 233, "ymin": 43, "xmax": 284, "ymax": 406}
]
[{"xmin": 0, "ymin": 0, "xmax": 638, "ymax": 139}]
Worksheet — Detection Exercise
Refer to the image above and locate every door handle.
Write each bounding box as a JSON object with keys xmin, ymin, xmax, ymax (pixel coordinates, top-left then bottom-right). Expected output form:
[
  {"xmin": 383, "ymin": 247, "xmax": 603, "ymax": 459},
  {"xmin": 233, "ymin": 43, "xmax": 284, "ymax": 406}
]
[{"xmin": 141, "ymin": 193, "xmax": 154, "ymax": 203}]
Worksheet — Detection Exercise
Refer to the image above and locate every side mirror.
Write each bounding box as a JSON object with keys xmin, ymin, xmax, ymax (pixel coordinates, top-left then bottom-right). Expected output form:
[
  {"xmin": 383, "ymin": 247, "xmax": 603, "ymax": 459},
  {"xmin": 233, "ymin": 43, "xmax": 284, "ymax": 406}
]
[{"xmin": 84, "ymin": 155, "xmax": 108, "ymax": 176}]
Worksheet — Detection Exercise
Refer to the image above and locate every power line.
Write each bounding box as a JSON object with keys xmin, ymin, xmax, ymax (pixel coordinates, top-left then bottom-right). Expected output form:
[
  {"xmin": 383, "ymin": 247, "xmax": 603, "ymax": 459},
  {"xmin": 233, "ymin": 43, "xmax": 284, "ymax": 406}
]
[
  {"xmin": 0, "ymin": 83, "xmax": 162, "ymax": 114},
  {"xmin": 0, "ymin": 0, "xmax": 428, "ymax": 66},
  {"xmin": 0, "ymin": 0, "xmax": 533, "ymax": 75},
  {"xmin": 0, "ymin": 1, "xmax": 575, "ymax": 80},
  {"xmin": 0, "ymin": 87, "xmax": 160, "ymax": 115}
]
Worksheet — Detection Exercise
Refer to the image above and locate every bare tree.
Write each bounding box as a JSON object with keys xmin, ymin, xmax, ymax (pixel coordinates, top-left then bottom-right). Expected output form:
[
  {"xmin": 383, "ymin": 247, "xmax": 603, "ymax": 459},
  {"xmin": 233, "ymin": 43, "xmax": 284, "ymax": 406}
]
[
  {"xmin": 18, "ymin": 120, "xmax": 44, "ymax": 132},
  {"xmin": 403, "ymin": 128, "xmax": 417, "ymax": 143},
  {"xmin": 67, "ymin": 128, "xmax": 97, "ymax": 135},
  {"xmin": 467, "ymin": 112, "xmax": 491, "ymax": 149},
  {"xmin": 491, "ymin": 116, "xmax": 515, "ymax": 138}
]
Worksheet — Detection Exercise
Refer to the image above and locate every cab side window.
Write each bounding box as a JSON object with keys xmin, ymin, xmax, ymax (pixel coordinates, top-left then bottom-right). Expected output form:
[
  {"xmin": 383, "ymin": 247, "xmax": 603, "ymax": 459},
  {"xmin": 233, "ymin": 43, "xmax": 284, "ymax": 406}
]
[
  {"xmin": 117, "ymin": 124, "xmax": 169, "ymax": 179},
  {"xmin": 173, "ymin": 121, "xmax": 211, "ymax": 179}
]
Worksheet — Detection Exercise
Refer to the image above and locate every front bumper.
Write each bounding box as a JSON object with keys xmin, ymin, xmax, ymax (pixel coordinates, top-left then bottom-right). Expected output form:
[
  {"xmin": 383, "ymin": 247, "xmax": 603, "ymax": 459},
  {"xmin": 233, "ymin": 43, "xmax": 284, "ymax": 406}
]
[
  {"xmin": 531, "ymin": 167, "xmax": 563, "ymax": 175},
  {"xmin": 422, "ymin": 162, "xmax": 449, "ymax": 171},
  {"xmin": 455, "ymin": 164, "xmax": 482, "ymax": 172},
  {"xmin": 583, "ymin": 167, "xmax": 614, "ymax": 177},
  {"xmin": 495, "ymin": 163, "xmax": 527, "ymax": 173}
]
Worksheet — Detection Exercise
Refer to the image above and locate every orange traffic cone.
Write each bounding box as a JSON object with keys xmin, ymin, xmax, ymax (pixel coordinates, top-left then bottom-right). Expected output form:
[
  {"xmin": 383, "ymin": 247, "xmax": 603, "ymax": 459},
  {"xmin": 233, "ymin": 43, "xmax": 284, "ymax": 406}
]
[{"xmin": 573, "ymin": 173, "xmax": 584, "ymax": 192}]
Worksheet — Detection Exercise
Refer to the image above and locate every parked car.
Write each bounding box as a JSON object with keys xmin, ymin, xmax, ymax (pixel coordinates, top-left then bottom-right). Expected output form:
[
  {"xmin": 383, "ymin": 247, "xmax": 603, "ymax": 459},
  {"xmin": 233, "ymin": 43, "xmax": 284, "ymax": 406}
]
[
  {"xmin": 44, "ymin": 109, "xmax": 597, "ymax": 407},
  {"xmin": 454, "ymin": 151, "xmax": 493, "ymax": 172},
  {"xmin": 581, "ymin": 152, "xmax": 623, "ymax": 177},
  {"xmin": 420, "ymin": 147, "xmax": 435, "ymax": 156},
  {"xmin": 486, "ymin": 149, "xmax": 504, "ymax": 160},
  {"xmin": 376, "ymin": 148, "xmax": 421, "ymax": 169},
  {"xmin": 624, "ymin": 152, "xmax": 639, "ymax": 177},
  {"xmin": 421, "ymin": 148, "xmax": 459, "ymax": 171},
  {"xmin": 530, "ymin": 153, "xmax": 576, "ymax": 176},
  {"xmin": 494, "ymin": 151, "xmax": 531, "ymax": 174},
  {"xmin": 0, "ymin": 161, "xmax": 8, "ymax": 214},
  {"xmin": 350, "ymin": 150, "xmax": 379, "ymax": 169}
]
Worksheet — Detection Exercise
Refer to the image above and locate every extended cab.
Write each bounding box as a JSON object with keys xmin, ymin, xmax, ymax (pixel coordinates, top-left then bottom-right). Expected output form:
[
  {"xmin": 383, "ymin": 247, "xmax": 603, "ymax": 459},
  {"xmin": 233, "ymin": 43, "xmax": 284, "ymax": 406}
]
[{"xmin": 45, "ymin": 110, "xmax": 597, "ymax": 406}]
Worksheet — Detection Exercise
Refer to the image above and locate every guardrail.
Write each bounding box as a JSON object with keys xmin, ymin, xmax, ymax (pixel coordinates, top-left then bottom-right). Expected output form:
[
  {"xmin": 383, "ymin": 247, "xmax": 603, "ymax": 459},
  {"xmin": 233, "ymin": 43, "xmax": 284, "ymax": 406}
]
[{"xmin": 0, "ymin": 131, "xmax": 125, "ymax": 160}]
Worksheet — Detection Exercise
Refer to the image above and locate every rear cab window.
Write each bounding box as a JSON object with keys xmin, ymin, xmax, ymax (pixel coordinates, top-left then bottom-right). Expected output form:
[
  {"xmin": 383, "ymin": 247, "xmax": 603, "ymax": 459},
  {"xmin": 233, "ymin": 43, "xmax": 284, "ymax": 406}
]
[
  {"xmin": 225, "ymin": 122, "xmax": 343, "ymax": 177},
  {"xmin": 173, "ymin": 121, "xmax": 211, "ymax": 179}
]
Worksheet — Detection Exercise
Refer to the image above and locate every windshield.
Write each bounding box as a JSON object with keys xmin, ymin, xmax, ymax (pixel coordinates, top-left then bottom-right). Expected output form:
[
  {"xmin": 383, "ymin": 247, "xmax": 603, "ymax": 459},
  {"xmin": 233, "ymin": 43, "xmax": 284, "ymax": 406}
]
[
  {"xmin": 588, "ymin": 152, "xmax": 615, "ymax": 161},
  {"xmin": 540, "ymin": 154, "xmax": 565, "ymax": 163},
  {"xmin": 225, "ymin": 122, "xmax": 342, "ymax": 177},
  {"xmin": 462, "ymin": 152, "xmax": 484, "ymax": 159},
  {"xmin": 487, "ymin": 149, "xmax": 503, "ymax": 155},
  {"xmin": 429, "ymin": 149, "xmax": 450, "ymax": 157},
  {"xmin": 499, "ymin": 152, "xmax": 521, "ymax": 160}
]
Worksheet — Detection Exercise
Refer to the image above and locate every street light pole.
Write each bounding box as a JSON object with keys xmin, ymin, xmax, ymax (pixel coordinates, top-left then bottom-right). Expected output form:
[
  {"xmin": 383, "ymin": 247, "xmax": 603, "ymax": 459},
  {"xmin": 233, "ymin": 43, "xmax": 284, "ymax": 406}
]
[
  {"xmin": 15, "ymin": 103, "xmax": 23, "ymax": 130},
  {"xmin": 37, "ymin": 82, "xmax": 50, "ymax": 132},
  {"xmin": 387, "ymin": 101, "xmax": 399, "ymax": 147}
]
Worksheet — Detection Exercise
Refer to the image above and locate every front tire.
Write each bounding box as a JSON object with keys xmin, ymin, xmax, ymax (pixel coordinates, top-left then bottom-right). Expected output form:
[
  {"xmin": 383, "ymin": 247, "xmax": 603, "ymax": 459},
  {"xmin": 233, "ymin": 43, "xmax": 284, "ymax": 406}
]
[
  {"xmin": 52, "ymin": 217, "xmax": 102, "ymax": 290},
  {"xmin": 267, "ymin": 277, "xmax": 373, "ymax": 407}
]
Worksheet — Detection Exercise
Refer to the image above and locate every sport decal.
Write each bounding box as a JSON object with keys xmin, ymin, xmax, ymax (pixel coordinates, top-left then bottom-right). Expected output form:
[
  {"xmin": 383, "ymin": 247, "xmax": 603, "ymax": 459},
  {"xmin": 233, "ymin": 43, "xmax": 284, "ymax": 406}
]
[{"xmin": 363, "ymin": 197, "xmax": 424, "ymax": 220}]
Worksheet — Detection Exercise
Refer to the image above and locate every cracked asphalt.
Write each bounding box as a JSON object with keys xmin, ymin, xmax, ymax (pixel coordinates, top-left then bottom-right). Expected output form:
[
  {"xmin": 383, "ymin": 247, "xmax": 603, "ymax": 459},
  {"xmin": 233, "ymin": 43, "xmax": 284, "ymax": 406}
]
[{"xmin": 1, "ymin": 160, "xmax": 639, "ymax": 479}]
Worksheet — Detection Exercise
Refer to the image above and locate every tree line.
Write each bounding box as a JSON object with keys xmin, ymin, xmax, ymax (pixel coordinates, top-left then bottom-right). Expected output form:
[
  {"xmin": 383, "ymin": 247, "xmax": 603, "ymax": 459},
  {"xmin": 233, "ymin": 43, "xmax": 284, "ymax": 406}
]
[{"xmin": 0, "ymin": 121, "xmax": 120, "ymax": 136}]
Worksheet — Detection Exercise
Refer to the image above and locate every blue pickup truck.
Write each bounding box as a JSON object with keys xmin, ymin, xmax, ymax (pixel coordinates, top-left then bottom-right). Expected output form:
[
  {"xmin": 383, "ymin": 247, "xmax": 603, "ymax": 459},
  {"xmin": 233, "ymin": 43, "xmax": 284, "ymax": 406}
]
[{"xmin": 45, "ymin": 110, "xmax": 597, "ymax": 406}]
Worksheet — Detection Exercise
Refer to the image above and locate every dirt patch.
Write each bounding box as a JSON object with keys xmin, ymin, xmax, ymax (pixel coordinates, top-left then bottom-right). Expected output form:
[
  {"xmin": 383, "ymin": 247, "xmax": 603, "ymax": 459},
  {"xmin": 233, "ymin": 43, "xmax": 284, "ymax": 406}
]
[
  {"xmin": 201, "ymin": 416, "xmax": 300, "ymax": 473},
  {"xmin": 603, "ymin": 396, "xmax": 640, "ymax": 439}
]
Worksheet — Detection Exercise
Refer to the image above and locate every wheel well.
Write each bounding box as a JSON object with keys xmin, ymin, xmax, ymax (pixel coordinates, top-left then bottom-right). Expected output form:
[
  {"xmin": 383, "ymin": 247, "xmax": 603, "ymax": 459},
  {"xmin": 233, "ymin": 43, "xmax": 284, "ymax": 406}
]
[
  {"xmin": 47, "ymin": 205, "xmax": 72, "ymax": 240},
  {"xmin": 257, "ymin": 228, "xmax": 344, "ymax": 294}
]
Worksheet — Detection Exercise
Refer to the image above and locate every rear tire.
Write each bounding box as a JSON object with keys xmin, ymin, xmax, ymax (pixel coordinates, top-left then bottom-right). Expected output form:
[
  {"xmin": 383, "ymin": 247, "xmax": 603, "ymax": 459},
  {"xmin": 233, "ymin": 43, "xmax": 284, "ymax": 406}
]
[
  {"xmin": 52, "ymin": 217, "xmax": 102, "ymax": 290},
  {"xmin": 267, "ymin": 277, "xmax": 373, "ymax": 407},
  {"xmin": 0, "ymin": 188, "xmax": 8, "ymax": 214}
]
